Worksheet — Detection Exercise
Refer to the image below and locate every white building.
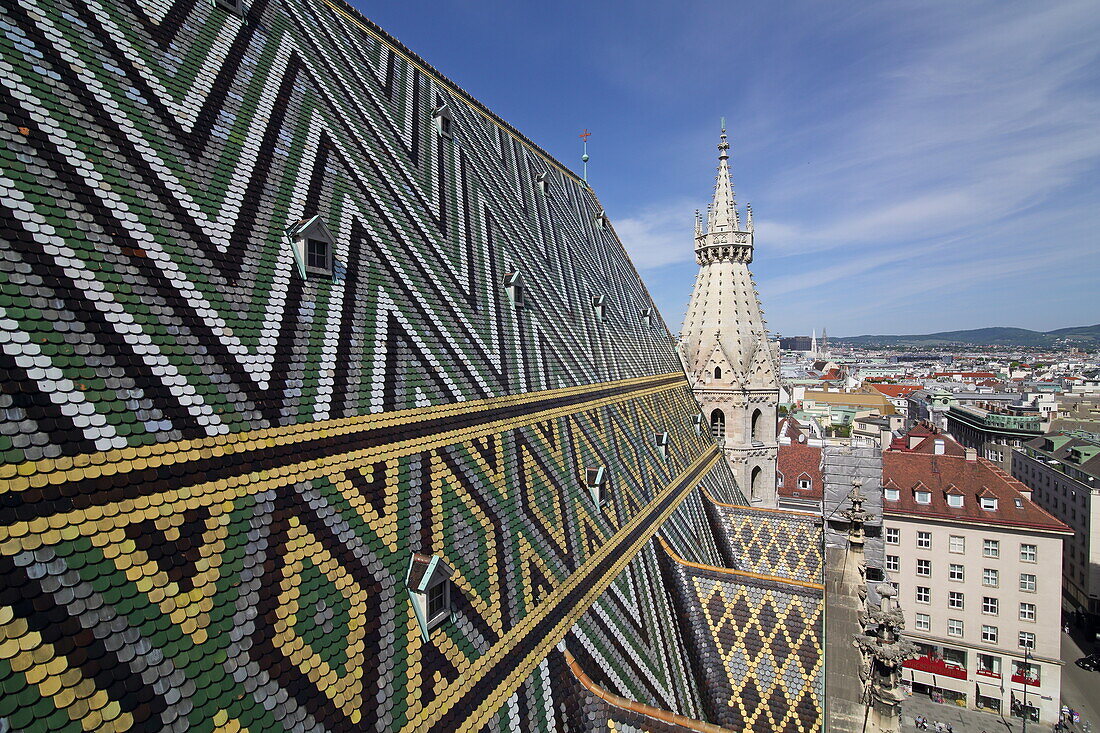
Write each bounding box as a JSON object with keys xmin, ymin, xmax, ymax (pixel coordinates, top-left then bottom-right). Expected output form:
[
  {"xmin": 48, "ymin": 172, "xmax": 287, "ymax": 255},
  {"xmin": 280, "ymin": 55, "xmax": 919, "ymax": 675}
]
[{"xmin": 882, "ymin": 434, "xmax": 1071, "ymax": 725}]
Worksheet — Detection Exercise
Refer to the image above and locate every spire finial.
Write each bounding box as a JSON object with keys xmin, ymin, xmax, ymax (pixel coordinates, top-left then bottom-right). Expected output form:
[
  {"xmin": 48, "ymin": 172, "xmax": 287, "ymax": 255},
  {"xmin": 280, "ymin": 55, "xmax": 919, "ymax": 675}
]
[{"xmin": 707, "ymin": 120, "xmax": 738, "ymax": 232}]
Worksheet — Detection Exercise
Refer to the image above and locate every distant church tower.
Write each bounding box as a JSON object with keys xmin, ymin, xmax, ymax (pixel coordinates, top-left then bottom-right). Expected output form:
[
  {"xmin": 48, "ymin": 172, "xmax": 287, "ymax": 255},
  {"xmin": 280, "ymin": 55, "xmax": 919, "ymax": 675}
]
[{"xmin": 680, "ymin": 125, "xmax": 779, "ymax": 506}]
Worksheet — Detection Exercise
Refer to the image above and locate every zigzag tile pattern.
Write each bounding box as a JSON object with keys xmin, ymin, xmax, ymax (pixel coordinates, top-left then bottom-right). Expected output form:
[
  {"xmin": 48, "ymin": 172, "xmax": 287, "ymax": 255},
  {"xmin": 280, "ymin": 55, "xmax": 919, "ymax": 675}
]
[{"xmin": 0, "ymin": 0, "xmax": 830, "ymax": 729}]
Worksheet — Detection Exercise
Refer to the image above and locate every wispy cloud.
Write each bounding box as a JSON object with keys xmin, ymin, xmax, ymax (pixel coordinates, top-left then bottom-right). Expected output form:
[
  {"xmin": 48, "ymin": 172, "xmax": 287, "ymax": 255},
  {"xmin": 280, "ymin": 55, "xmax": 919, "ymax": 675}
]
[
  {"xmin": 613, "ymin": 199, "xmax": 697, "ymax": 269},
  {"xmin": 613, "ymin": 0, "xmax": 1100, "ymax": 333}
]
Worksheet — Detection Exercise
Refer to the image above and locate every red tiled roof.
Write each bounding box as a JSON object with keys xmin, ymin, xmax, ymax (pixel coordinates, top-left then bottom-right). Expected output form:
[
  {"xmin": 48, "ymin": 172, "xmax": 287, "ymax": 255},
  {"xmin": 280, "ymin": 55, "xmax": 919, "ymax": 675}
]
[
  {"xmin": 820, "ymin": 369, "xmax": 842, "ymax": 380},
  {"xmin": 906, "ymin": 434, "xmax": 968, "ymax": 457},
  {"xmin": 881, "ymin": 452, "xmax": 1071, "ymax": 533},
  {"xmin": 777, "ymin": 442, "xmax": 823, "ymax": 501},
  {"xmin": 868, "ymin": 384, "xmax": 921, "ymax": 398}
]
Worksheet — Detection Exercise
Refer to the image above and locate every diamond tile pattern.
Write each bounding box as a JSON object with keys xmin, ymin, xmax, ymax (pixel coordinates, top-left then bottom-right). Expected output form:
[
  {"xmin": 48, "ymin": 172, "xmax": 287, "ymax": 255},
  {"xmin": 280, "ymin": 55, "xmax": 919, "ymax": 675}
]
[
  {"xmin": 659, "ymin": 542, "xmax": 824, "ymax": 733},
  {"xmin": 0, "ymin": 0, "xmax": 823, "ymax": 729},
  {"xmin": 705, "ymin": 499, "xmax": 823, "ymax": 583}
]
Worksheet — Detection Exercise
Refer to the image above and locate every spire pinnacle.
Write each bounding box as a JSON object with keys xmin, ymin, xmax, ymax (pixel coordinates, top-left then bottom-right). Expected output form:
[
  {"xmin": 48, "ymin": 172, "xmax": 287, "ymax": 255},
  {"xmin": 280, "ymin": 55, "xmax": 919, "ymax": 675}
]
[{"xmin": 707, "ymin": 121, "xmax": 739, "ymax": 233}]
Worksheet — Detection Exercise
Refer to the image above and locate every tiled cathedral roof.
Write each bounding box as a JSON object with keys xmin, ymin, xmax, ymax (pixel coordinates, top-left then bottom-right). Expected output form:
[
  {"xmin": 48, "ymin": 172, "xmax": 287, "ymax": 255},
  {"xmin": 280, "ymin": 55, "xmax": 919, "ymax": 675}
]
[{"xmin": 0, "ymin": 0, "xmax": 822, "ymax": 730}]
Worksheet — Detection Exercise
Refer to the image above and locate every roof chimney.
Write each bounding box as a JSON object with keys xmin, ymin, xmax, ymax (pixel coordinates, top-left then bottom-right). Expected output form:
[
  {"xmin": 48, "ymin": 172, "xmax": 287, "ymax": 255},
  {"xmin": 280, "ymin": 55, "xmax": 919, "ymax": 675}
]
[{"xmin": 964, "ymin": 447, "xmax": 977, "ymax": 462}]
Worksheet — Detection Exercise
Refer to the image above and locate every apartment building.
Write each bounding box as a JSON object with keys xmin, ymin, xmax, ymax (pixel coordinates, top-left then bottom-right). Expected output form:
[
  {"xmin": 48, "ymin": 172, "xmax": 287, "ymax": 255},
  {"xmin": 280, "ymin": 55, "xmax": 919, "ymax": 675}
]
[
  {"xmin": 1013, "ymin": 431, "xmax": 1100, "ymax": 632},
  {"xmin": 882, "ymin": 436, "xmax": 1071, "ymax": 724}
]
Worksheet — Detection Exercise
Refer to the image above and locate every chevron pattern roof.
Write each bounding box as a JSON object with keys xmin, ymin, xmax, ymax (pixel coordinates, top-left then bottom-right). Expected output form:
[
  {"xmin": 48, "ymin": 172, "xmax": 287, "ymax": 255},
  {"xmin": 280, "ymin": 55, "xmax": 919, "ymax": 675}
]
[{"xmin": 0, "ymin": 0, "xmax": 823, "ymax": 730}]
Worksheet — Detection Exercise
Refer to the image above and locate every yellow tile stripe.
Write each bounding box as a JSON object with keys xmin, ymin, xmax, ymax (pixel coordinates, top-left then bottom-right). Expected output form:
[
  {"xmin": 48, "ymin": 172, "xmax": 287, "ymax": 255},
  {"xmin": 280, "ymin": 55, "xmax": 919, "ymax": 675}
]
[
  {"xmin": 0, "ymin": 375, "xmax": 684, "ymax": 555},
  {"xmin": 0, "ymin": 372, "xmax": 683, "ymax": 494},
  {"xmin": 406, "ymin": 447, "xmax": 722, "ymax": 733}
]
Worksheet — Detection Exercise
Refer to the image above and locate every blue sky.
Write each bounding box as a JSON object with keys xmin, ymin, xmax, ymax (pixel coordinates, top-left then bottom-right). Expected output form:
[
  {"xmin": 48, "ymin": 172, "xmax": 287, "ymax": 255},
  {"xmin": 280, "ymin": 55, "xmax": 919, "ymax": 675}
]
[{"xmin": 360, "ymin": 1, "xmax": 1100, "ymax": 337}]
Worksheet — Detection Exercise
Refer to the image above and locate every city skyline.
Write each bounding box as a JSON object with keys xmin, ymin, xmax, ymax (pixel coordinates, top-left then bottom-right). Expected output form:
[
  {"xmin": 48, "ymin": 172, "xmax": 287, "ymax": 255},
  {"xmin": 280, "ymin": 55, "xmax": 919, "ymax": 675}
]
[{"xmin": 363, "ymin": 1, "xmax": 1100, "ymax": 337}]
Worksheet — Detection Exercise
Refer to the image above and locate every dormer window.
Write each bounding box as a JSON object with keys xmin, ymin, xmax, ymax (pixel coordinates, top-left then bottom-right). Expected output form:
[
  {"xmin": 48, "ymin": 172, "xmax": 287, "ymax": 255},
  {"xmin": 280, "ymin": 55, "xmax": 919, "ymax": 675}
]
[
  {"xmin": 797, "ymin": 476, "xmax": 812, "ymax": 491},
  {"xmin": 503, "ymin": 270, "xmax": 523, "ymax": 307},
  {"xmin": 287, "ymin": 215, "xmax": 335, "ymax": 279},
  {"xmin": 641, "ymin": 307, "xmax": 653, "ymax": 327},
  {"xmin": 692, "ymin": 414, "xmax": 704, "ymax": 436},
  {"xmin": 654, "ymin": 431, "xmax": 669, "ymax": 459},
  {"xmin": 884, "ymin": 488, "xmax": 899, "ymax": 501},
  {"xmin": 586, "ymin": 466, "xmax": 608, "ymax": 509},
  {"xmin": 432, "ymin": 101, "xmax": 453, "ymax": 139},
  {"xmin": 536, "ymin": 171, "xmax": 550, "ymax": 196},
  {"xmin": 214, "ymin": 0, "xmax": 246, "ymax": 16},
  {"xmin": 592, "ymin": 294, "xmax": 606, "ymax": 322},
  {"xmin": 595, "ymin": 209, "xmax": 607, "ymax": 229},
  {"xmin": 947, "ymin": 493, "xmax": 964, "ymax": 508},
  {"xmin": 980, "ymin": 496, "xmax": 998, "ymax": 511},
  {"xmin": 915, "ymin": 490, "xmax": 931, "ymax": 504},
  {"xmin": 406, "ymin": 553, "xmax": 454, "ymax": 641}
]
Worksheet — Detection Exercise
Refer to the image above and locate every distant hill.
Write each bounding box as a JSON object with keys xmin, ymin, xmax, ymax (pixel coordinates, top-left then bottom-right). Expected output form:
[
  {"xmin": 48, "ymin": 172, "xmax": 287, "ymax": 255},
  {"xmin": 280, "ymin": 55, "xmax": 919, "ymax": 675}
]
[{"xmin": 833, "ymin": 324, "xmax": 1100, "ymax": 348}]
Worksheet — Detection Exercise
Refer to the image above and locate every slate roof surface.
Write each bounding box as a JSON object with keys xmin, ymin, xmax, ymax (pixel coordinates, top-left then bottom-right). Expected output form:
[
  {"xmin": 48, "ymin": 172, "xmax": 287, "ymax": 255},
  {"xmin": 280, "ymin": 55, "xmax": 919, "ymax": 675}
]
[
  {"xmin": 658, "ymin": 541, "xmax": 824, "ymax": 733},
  {"xmin": 0, "ymin": 0, "xmax": 825, "ymax": 729}
]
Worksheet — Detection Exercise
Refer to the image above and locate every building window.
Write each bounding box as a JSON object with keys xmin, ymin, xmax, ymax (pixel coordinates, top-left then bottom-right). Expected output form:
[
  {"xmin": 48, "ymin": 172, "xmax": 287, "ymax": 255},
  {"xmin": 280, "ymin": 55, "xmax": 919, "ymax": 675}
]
[
  {"xmin": 942, "ymin": 647, "xmax": 967, "ymax": 668},
  {"xmin": 977, "ymin": 653, "xmax": 1001, "ymax": 677},
  {"xmin": 1020, "ymin": 544, "xmax": 1036, "ymax": 563},
  {"xmin": 949, "ymin": 563, "xmax": 964, "ymax": 581},
  {"xmin": 915, "ymin": 490, "xmax": 931, "ymax": 504},
  {"xmin": 654, "ymin": 431, "xmax": 670, "ymax": 459},
  {"xmin": 502, "ymin": 270, "xmax": 523, "ymax": 306},
  {"xmin": 981, "ymin": 625, "xmax": 998, "ymax": 644},
  {"xmin": 405, "ymin": 553, "xmax": 454, "ymax": 641},
  {"xmin": 1018, "ymin": 632, "xmax": 1036, "ymax": 651},
  {"xmin": 949, "ymin": 535, "xmax": 965, "ymax": 553},
  {"xmin": 948, "ymin": 618, "xmax": 964, "ymax": 637},
  {"xmin": 215, "ymin": 0, "xmax": 246, "ymax": 16},
  {"xmin": 947, "ymin": 493, "xmax": 963, "ymax": 507},
  {"xmin": 797, "ymin": 477, "xmax": 812, "ymax": 490},
  {"xmin": 916, "ymin": 586, "xmax": 930, "ymax": 604},
  {"xmin": 916, "ymin": 531, "xmax": 931, "ymax": 549},
  {"xmin": 586, "ymin": 467, "xmax": 609, "ymax": 509},
  {"xmin": 432, "ymin": 101, "xmax": 453, "ymax": 139},
  {"xmin": 1013, "ymin": 659, "xmax": 1039, "ymax": 683},
  {"xmin": 885, "ymin": 527, "xmax": 899, "ymax": 545},
  {"xmin": 916, "ymin": 559, "xmax": 931, "ymax": 577},
  {"xmin": 980, "ymin": 496, "xmax": 998, "ymax": 511},
  {"xmin": 1019, "ymin": 573, "xmax": 1036, "ymax": 593},
  {"xmin": 915, "ymin": 613, "xmax": 930, "ymax": 631},
  {"xmin": 983, "ymin": 568, "xmax": 999, "ymax": 587},
  {"xmin": 949, "ymin": 591, "xmax": 964, "ymax": 609},
  {"xmin": 287, "ymin": 215, "xmax": 336, "ymax": 279},
  {"xmin": 710, "ymin": 409, "xmax": 725, "ymax": 442},
  {"xmin": 427, "ymin": 580, "xmax": 448, "ymax": 621},
  {"xmin": 982, "ymin": 597, "xmax": 999, "ymax": 616},
  {"xmin": 884, "ymin": 488, "xmax": 899, "ymax": 501},
  {"xmin": 306, "ymin": 238, "xmax": 330, "ymax": 271},
  {"xmin": 714, "ymin": 366, "xmax": 722, "ymax": 380},
  {"xmin": 983, "ymin": 539, "xmax": 1000, "ymax": 558},
  {"xmin": 1019, "ymin": 603, "xmax": 1035, "ymax": 622},
  {"xmin": 886, "ymin": 555, "xmax": 899, "ymax": 572}
]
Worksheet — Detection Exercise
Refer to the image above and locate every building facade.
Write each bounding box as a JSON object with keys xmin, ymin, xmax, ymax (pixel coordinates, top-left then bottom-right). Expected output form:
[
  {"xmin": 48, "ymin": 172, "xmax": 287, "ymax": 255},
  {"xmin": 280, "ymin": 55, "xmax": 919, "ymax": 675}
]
[
  {"xmin": 680, "ymin": 128, "xmax": 779, "ymax": 506},
  {"xmin": 882, "ymin": 440, "xmax": 1070, "ymax": 724},
  {"xmin": 946, "ymin": 402, "xmax": 1045, "ymax": 471},
  {"xmin": 1013, "ymin": 433, "xmax": 1100, "ymax": 631}
]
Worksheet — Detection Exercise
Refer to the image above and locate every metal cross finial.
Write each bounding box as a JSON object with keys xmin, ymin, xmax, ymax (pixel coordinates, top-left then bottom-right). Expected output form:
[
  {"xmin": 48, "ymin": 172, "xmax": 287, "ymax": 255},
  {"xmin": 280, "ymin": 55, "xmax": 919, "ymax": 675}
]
[{"xmin": 580, "ymin": 129, "xmax": 591, "ymax": 183}]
